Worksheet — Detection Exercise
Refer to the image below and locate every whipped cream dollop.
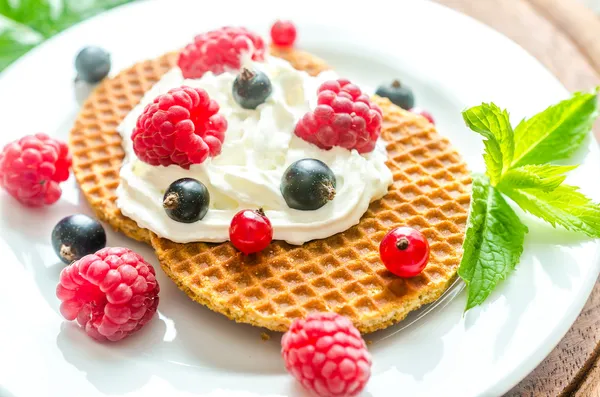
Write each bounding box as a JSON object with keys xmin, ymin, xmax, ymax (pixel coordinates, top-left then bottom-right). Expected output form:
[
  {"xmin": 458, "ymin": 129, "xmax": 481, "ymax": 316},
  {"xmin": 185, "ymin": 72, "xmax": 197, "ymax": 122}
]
[{"xmin": 116, "ymin": 56, "xmax": 393, "ymax": 245}]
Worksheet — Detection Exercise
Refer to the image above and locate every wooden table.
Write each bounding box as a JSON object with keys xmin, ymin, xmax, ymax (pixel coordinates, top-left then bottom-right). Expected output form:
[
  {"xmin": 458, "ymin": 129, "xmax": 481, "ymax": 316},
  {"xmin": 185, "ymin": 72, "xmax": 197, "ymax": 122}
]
[{"xmin": 435, "ymin": 0, "xmax": 600, "ymax": 395}]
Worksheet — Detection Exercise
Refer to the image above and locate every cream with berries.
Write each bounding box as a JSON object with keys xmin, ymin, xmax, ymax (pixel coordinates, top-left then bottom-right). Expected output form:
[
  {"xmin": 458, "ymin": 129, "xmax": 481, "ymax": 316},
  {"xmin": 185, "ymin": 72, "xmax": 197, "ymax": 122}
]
[{"xmin": 115, "ymin": 26, "xmax": 393, "ymax": 245}]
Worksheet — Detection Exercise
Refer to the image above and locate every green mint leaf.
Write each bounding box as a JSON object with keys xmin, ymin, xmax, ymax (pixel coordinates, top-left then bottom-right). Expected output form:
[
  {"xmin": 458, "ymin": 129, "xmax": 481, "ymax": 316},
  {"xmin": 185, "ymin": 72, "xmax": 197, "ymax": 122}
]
[
  {"xmin": 0, "ymin": 29, "xmax": 38, "ymax": 71},
  {"xmin": 502, "ymin": 184, "xmax": 600, "ymax": 238},
  {"xmin": 512, "ymin": 90, "xmax": 598, "ymax": 167},
  {"xmin": 0, "ymin": 0, "xmax": 132, "ymax": 71},
  {"xmin": 458, "ymin": 174, "xmax": 528, "ymax": 310},
  {"xmin": 462, "ymin": 103, "xmax": 514, "ymax": 185},
  {"xmin": 497, "ymin": 164, "xmax": 577, "ymax": 193}
]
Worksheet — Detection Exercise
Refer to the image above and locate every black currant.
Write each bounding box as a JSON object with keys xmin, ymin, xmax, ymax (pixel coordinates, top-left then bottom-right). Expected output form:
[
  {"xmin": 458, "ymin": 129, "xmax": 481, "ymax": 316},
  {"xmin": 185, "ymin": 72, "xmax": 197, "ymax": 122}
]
[
  {"xmin": 281, "ymin": 159, "xmax": 336, "ymax": 211},
  {"xmin": 375, "ymin": 80, "xmax": 415, "ymax": 110},
  {"xmin": 163, "ymin": 178, "xmax": 210, "ymax": 223},
  {"xmin": 51, "ymin": 214, "xmax": 107, "ymax": 264},
  {"xmin": 75, "ymin": 46, "xmax": 111, "ymax": 83},
  {"xmin": 232, "ymin": 68, "xmax": 272, "ymax": 110}
]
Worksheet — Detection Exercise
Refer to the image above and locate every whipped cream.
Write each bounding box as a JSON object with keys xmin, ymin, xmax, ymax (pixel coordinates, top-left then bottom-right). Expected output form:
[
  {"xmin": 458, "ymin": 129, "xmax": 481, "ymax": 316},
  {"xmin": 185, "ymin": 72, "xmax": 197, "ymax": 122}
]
[{"xmin": 116, "ymin": 56, "xmax": 393, "ymax": 245}]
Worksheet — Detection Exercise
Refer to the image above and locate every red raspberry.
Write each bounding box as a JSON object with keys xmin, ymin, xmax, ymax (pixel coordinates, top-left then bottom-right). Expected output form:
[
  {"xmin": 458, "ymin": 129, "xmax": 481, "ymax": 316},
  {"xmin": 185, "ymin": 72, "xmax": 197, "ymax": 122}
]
[
  {"xmin": 0, "ymin": 133, "xmax": 71, "ymax": 207},
  {"xmin": 132, "ymin": 86, "xmax": 227, "ymax": 169},
  {"xmin": 56, "ymin": 247, "xmax": 160, "ymax": 342},
  {"xmin": 178, "ymin": 26, "xmax": 266, "ymax": 79},
  {"xmin": 281, "ymin": 312, "xmax": 372, "ymax": 397},
  {"xmin": 295, "ymin": 79, "xmax": 383, "ymax": 154},
  {"xmin": 270, "ymin": 20, "xmax": 297, "ymax": 47}
]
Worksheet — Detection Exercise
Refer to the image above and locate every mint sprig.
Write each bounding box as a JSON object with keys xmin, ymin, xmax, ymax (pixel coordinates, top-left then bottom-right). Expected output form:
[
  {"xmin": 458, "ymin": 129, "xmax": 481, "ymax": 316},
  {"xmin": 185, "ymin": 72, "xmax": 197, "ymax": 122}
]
[
  {"xmin": 458, "ymin": 174, "xmax": 527, "ymax": 310},
  {"xmin": 462, "ymin": 103, "xmax": 514, "ymax": 185},
  {"xmin": 0, "ymin": 0, "xmax": 132, "ymax": 71},
  {"xmin": 460, "ymin": 90, "xmax": 599, "ymax": 310},
  {"xmin": 512, "ymin": 90, "xmax": 598, "ymax": 166}
]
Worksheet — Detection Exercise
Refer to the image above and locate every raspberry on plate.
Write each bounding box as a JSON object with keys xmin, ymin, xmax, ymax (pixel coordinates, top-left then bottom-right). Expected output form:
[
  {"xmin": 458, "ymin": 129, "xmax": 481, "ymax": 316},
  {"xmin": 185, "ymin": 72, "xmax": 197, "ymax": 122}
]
[
  {"xmin": 178, "ymin": 26, "xmax": 266, "ymax": 79},
  {"xmin": 281, "ymin": 312, "xmax": 372, "ymax": 397},
  {"xmin": 56, "ymin": 247, "xmax": 160, "ymax": 342},
  {"xmin": 132, "ymin": 86, "xmax": 227, "ymax": 169},
  {"xmin": 295, "ymin": 79, "xmax": 383, "ymax": 154},
  {"xmin": 0, "ymin": 133, "xmax": 71, "ymax": 207}
]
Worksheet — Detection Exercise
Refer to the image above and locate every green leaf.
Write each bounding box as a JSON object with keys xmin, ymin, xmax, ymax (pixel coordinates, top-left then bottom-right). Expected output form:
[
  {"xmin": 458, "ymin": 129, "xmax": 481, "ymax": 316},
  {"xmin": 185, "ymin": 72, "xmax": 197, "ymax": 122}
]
[
  {"xmin": 462, "ymin": 103, "xmax": 514, "ymax": 185},
  {"xmin": 502, "ymin": 184, "xmax": 600, "ymax": 238},
  {"xmin": 497, "ymin": 164, "xmax": 577, "ymax": 193},
  {"xmin": 0, "ymin": 0, "xmax": 133, "ymax": 72},
  {"xmin": 512, "ymin": 90, "xmax": 598, "ymax": 167},
  {"xmin": 458, "ymin": 174, "xmax": 528, "ymax": 310}
]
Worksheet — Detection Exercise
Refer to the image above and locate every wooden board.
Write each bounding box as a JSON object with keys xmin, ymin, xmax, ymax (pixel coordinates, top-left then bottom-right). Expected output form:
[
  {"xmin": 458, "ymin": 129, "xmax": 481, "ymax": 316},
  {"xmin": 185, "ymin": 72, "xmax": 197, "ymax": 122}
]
[{"xmin": 435, "ymin": 0, "xmax": 600, "ymax": 395}]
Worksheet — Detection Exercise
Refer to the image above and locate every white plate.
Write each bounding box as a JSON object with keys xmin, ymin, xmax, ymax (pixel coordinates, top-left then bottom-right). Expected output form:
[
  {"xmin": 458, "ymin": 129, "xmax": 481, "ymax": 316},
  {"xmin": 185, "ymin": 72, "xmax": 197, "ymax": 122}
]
[{"xmin": 0, "ymin": 0, "xmax": 599, "ymax": 396}]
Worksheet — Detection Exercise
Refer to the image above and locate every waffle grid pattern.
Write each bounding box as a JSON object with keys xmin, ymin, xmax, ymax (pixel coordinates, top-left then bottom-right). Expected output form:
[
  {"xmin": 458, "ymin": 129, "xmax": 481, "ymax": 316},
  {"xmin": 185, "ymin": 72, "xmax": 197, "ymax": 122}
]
[{"xmin": 70, "ymin": 48, "xmax": 471, "ymax": 333}]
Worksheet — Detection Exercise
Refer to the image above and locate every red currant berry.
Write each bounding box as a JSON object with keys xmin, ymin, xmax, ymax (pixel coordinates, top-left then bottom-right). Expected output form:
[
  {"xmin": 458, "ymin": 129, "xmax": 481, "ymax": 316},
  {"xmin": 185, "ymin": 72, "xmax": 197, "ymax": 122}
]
[
  {"xmin": 229, "ymin": 208, "xmax": 273, "ymax": 254},
  {"xmin": 270, "ymin": 20, "xmax": 297, "ymax": 47},
  {"xmin": 409, "ymin": 107, "xmax": 435, "ymax": 125},
  {"xmin": 379, "ymin": 227, "xmax": 430, "ymax": 277}
]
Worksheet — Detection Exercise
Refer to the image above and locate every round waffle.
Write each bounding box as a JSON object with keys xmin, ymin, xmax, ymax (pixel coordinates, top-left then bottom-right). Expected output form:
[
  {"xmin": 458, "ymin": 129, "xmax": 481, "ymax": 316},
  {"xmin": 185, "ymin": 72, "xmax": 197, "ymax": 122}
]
[{"xmin": 70, "ymin": 48, "xmax": 471, "ymax": 333}]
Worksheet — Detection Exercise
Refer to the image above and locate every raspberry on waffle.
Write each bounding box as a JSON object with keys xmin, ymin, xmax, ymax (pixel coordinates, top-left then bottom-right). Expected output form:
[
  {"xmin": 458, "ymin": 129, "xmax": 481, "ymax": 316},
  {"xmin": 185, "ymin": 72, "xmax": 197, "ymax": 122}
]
[
  {"xmin": 295, "ymin": 79, "xmax": 383, "ymax": 153},
  {"xmin": 132, "ymin": 86, "xmax": 227, "ymax": 168},
  {"xmin": 178, "ymin": 27, "xmax": 266, "ymax": 79}
]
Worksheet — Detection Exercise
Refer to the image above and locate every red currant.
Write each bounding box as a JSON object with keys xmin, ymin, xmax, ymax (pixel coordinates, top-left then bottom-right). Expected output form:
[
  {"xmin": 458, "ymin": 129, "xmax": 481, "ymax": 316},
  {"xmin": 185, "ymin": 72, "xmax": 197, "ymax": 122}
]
[
  {"xmin": 379, "ymin": 227, "xmax": 430, "ymax": 277},
  {"xmin": 270, "ymin": 20, "xmax": 297, "ymax": 47},
  {"xmin": 409, "ymin": 107, "xmax": 435, "ymax": 125},
  {"xmin": 229, "ymin": 208, "xmax": 273, "ymax": 254}
]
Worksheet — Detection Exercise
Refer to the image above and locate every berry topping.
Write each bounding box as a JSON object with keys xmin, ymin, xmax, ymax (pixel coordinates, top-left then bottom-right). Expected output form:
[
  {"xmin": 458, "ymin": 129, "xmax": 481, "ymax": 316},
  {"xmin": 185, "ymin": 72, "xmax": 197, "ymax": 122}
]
[
  {"xmin": 410, "ymin": 107, "xmax": 435, "ymax": 124},
  {"xmin": 270, "ymin": 20, "xmax": 297, "ymax": 47},
  {"xmin": 295, "ymin": 79, "xmax": 383, "ymax": 153},
  {"xmin": 132, "ymin": 86, "xmax": 227, "ymax": 169},
  {"xmin": 375, "ymin": 80, "xmax": 415, "ymax": 110},
  {"xmin": 0, "ymin": 133, "xmax": 71, "ymax": 207},
  {"xmin": 52, "ymin": 214, "xmax": 107, "ymax": 264},
  {"xmin": 379, "ymin": 226, "xmax": 430, "ymax": 278},
  {"xmin": 163, "ymin": 178, "xmax": 210, "ymax": 223},
  {"xmin": 281, "ymin": 312, "xmax": 372, "ymax": 397},
  {"xmin": 232, "ymin": 68, "xmax": 273, "ymax": 110},
  {"xmin": 75, "ymin": 46, "xmax": 111, "ymax": 83},
  {"xmin": 229, "ymin": 208, "xmax": 273, "ymax": 254},
  {"xmin": 281, "ymin": 159, "xmax": 336, "ymax": 211},
  {"xmin": 56, "ymin": 247, "xmax": 160, "ymax": 342},
  {"xmin": 178, "ymin": 27, "xmax": 266, "ymax": 79}
]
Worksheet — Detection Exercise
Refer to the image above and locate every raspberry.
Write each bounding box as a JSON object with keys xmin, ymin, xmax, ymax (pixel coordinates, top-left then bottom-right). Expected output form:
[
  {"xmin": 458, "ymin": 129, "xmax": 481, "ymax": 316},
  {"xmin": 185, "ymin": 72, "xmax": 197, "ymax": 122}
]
[
  {"xmin": 178, "ymin": 26, "xmax": 266, "ymax": 79},
  {"xmin": 270, "ymin": 20, "xmax": 297, "ymax": 47},
  {"xmin": 56, "ymin": 247, "xmax": 160, "ymax": 342},
  {"xmin": 295, "ymin": 79, "xmax": 383, "ymax": 154},
  {"xmin": 281, "ymin": 312, "xmax": 372, "ymax": 397},
  {"xmin": 132, "ymin": 86, "xmax": 227, "ymax": 169},
  {"xmin": 0, "ymin": 133, "xmax": 71, "ymax": 207}
]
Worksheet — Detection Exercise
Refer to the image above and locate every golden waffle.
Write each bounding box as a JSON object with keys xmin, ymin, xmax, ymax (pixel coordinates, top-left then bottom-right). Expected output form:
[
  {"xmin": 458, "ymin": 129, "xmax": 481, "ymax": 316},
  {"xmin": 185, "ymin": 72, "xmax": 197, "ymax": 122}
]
[{"xmin": 71, "ymin": 48, "xmax": 471, "ymax": 333}]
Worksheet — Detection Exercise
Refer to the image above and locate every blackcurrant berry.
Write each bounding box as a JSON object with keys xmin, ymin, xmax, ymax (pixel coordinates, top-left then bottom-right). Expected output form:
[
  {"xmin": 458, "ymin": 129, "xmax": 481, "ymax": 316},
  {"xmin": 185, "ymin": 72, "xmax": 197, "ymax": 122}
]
[
  {"xmin": 75, "ymin": 46, "xmax": 111, "ymax": 83},
  {"xmin": 163, "ymin": 178, "xmax": 210, "ymax": 223},
  {"xmin": 232, "ymin": 68, "xmax": 272, "ymax": 110},
  {"xmin": 281, "ymin": 159, "xmax": 336, "ymax": 211},
  {"xmin": 375, "ymin": 80, "xmax": 415, "ymax": 110},
  {"xmin": 51, "ymin": 214, "xmax": 106, "ymax": 264}
]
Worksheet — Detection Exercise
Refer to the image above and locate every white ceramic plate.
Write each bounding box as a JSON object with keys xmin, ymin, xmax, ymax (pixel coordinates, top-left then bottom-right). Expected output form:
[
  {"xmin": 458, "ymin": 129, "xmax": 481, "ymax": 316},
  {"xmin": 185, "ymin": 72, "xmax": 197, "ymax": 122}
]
[{"xmin": 1, "ymin": 0, "xmax": 599, "ymax": 396}]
